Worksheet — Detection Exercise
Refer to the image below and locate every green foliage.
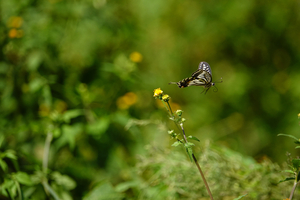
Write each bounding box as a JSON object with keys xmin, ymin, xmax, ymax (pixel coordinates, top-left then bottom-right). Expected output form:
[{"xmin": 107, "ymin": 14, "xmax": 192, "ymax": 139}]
[
  {"xmin": 133, "ymin": 143, "xmax": 294, "ymax": 200},
  {"xmin": 1, "ymin": 0, "xmax": 300, "ymax": 199},
  {"xmin": 233, "ymin": 194, "xmax": 248, "ymax": 200}
]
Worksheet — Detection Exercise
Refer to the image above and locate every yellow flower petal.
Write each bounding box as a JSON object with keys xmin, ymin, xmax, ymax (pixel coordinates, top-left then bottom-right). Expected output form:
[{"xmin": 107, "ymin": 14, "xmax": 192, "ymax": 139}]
[{"xmin": 153, "ymin": 88, "xmax": 163, "ymax": 97}]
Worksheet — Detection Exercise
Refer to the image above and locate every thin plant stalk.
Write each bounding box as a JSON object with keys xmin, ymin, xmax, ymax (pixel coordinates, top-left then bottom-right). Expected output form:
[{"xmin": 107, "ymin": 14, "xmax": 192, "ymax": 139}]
[
  {"xmin": 42, "ymin": 132, "xmax": 60, "ymax": 200},
  {"xmin": 289, "ymin": 180, "xmax": 298, "ymax": 200},
  {"xmin": 164, "ymin": 100, "xmax": 214, "ymax": 200},
  {"xmin": 180, "ymin": 123, "xmax": 214, "ymax": 200}
]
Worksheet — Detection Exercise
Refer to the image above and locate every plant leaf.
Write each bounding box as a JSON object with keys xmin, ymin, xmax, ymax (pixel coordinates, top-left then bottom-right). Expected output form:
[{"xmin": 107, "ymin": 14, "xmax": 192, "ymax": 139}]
[
  {"xmin": 171, "ymin": 141, "xmax": 182, "ymax": 147},
  {"xmin": 4, "ymin": 149, "xmax": 17, "ymax": 160},
  {"xmin": 278, "ymin": 177, "xmax": 295, "ymax": 183},
  {"xmin": 0, "ymin": 159, "xmax": 8, "ymax": 171},
  {"xmin": 52, "ymin": 171, "xmax": 76, "ymax": 190},
  {"xmin": 188, "ymin": 135, "xmax": 200, "ymax": 142},
  {"xmin": 282, "ymin": 170, "xmax": 295, "ymax": 174},
  {"xmin": 233, "ymin": 194, "xmax": 248, "ymax": 200},
  {"xmin": 15, "ymin": 172, "xmax": 33, "ymax": 186},
  {"xmin": 277, "ymin": 133, "xmax": 299, "ymax": 141},
  {"xmin": 62, "ymin": 109, "xmax": 84, "ymax": 123},
  {"xmin": 184, "ymin": 143, "xmax": 194, "ymax": 162},
  {"xmin": 292, "ymin": 159, "xmax": 300, "ymax": 170}
]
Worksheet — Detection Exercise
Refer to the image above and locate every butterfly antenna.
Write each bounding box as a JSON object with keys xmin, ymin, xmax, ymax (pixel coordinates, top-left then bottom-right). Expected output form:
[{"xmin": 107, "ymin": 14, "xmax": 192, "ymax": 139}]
[
  {"xmin": 215, "ymin": 77, "xmax": 223, "ymax": 83},
  {"xmin": 213, "ymin": 85, "xmax": 218, "ymax": 92}
]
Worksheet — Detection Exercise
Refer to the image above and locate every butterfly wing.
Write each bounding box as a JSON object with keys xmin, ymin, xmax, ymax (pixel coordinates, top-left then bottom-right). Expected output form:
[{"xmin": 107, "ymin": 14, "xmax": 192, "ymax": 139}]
[
  {"xmin": 198, "ymin": 61, "xmax": 212, "ymax": 76},
  {"xmin": 170, "ymin": 61, "xmax": 216, "ymax": 93}
]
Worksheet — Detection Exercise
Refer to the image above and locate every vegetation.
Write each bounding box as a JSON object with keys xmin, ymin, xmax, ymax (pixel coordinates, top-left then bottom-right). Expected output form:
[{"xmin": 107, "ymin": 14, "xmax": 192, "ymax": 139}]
[{"xmin": 1, "ymin": 0, "xmax": 300, "ymax": 199}]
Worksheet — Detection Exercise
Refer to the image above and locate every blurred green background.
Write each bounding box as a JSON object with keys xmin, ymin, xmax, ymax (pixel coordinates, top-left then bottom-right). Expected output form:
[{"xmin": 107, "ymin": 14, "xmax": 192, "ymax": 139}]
[{"xmin": 1, "ymin": 0, "xmax": 300, "ymax": 199}]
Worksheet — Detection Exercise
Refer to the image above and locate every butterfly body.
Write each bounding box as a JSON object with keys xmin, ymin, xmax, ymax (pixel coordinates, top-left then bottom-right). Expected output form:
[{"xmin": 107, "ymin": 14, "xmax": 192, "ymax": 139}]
[{"xmin": 169, "ymin": 61, "xmax": 217, "ymax": 94}]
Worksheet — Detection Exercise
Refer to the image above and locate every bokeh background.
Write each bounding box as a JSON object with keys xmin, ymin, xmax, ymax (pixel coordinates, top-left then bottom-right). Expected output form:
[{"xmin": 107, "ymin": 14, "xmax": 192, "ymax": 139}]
[{"xmin": 1, "ymin": 0, "xmax": 300, "ymax": 199}]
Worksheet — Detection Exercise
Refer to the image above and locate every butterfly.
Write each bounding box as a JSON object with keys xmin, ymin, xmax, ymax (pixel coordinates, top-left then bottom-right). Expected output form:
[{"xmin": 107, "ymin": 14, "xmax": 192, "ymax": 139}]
[{"xmin": 169, "ymin": 61, "xmax": 220, "ymax": 94}]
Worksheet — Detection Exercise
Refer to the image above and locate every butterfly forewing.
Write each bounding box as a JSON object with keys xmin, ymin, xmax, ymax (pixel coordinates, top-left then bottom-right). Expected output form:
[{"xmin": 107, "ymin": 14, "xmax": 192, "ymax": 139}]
[{"xmin": 198, "ymin": 62, "xmax": 212, "ymax": 76}]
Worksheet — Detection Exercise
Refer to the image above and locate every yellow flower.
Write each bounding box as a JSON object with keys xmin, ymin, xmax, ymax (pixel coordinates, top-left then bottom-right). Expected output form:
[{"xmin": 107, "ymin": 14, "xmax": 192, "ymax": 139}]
[
  {"xmin": 130, "ymin": 51, "xmax": 143, "ymax": 63},
  {"xmin": 298, "ymin": 113, "xmax": 300, "ymax": 118},
  {"xmin": 8, "ymin": 16, "xmax": 23, "ymax": 28},
  {"xmin": 117, "ymin": 92, "xmax": 138, "ymax": 110},
  {"xmin": 39, "ymin": 104, "xmax": 50, "ymax": 117},
  {"xmin": 162, "ymin": 94, "xmax": 170, "ymax": 102},
  {"xmin": 8, "ymin": 29, "xmax": 23, "ymax": 38},
  {"xmin": 153, "ymin": 88, "xmax": 163, "ymax": 97}
]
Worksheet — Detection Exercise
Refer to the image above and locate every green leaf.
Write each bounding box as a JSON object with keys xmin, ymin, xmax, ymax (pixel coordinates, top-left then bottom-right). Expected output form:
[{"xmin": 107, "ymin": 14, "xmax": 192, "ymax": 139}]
[
  {"xmin": 115, "ymin": 181, "xmax": 139, "ymax": 192},
  {"xmin": 62, "ymin": 109, "xmax": 84, "ymax": 123},
  {"xmin": 278, "ymin": 177, "xmax": 295, "ymax": 183},
  {"xmin": 186, "ymin": 142, "xmax": 195, "ymax": 147},
  {"xmin": 292, "ymin": 159, "xmax": 300, "ymax": 170},
  {"xmin": 188, "ymin": 135, "xmax": 200, "ymax": 142},
  {"xmin": 83, "ymin": 181, "xmax": 124, "ymax": 200},
  {"xmin": 29, "ymin": 77, "xmax": 46, "ymax": 92},
  {"xmin": 4, "ymin": 149, "xmax": 17, "ymax": 160},
  {"xmin": 51, "ymin": 171, "xmax": 76, "ymax": 190},
  {"xmin": 15, "ymin": 172, "xmax": 33, "ymax": 186},
  {"xmin": 0, "ymin": 134, "xmax": 4, "ymax": 148},
  {"xmin": 0, "ymin": 159, "xmax": 8, "ymax": 171},
  {"xmin": 42, "ymin": 85, "xmax": 52, "ymax": 107},
  {"xmin": 87, "ymin": 117, "xmax": 110, "ymax": 136},
  {"xmin": 282, "ymin": 170, "xmax": 294, "ymax": 174},
  {"xmin": 296, "ymin": 146, "xmax": 300, "ymax": 149},
  {"xmin": 55, "ymin": 124, "xmax": 83, "ymax": 150},
  {"xmin": 233, "ymin": 194, "xmax": 248, "ymax": 200},
  {"xmin": 184, "ymin": 143, "xmax": 194, "ymax": 162},
  {"xmin": 171, "ymin": 141, "xmax": 182, "ymax": 147},
  {"xmin": 26, "ymin": 51, "xmax": 43, "ymax": 71},
  {"xmin": 277, "ymin": 133, "xmax": 299, "ymax": 141}
]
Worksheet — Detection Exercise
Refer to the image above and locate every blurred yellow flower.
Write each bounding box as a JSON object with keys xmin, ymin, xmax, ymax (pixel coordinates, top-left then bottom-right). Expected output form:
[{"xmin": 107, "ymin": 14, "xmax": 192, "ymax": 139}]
[
  {"xmin": 117, "ymin": 92, "xmax": 138, "ymax": 110},
  {"xmin": 298, "ymin": 113, "xmax": 300, "ymax": 118},
  {"xmin": 55, "ymin": 100, "xmax": 68, "ymax": 113},
  {"xmin": 130, "ymin": 51, "xmax": 143, "ymax": 63},
  {"xmin": 39, "ymin": 104, "xmax": 50, "ymax": 117},
  {"xmin": 8, "ymin": 29, "xmax": 23, "ymax": 38},
  {"xmin": 8, "ymin": 16, "xmax": 23, "ymax": 28},
  {"xmin": 153, "ymin": 88, "xmax": 163, "ymax": 97}
]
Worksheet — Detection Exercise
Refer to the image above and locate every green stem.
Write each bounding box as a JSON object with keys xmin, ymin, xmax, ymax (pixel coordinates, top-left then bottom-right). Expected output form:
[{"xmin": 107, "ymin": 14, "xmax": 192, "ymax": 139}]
[
  {"xmin": 14, "ymin": 180, "xmax": 23, "ymax": 200},
  {"xmin": 289, "ymin": 180, "xmax": 298, "ymax": 200},
  {"xmin": 179, "ymin": 123, "xmax": 188, "ymax": 143},
  {"xmin": 43, "ymin": 132, "xmax": 53, "ymax": 174},
  {"xmin": 162, "ymin": 101, "xmax": 173, "ymax": 119},
  {"xmin": 42, "ymin": 132, "xmax": 60, "ymax": 200},
  {"xmin": 5, "ymin": 188, "xmax": 12, "ymax": 200},
  {"xmin": 166, "ymin": 101, "xmax": 174, "ymax": 116},
  {"xmin": 42, "ymin": 181, "xmax": 61, "ymax": 200},
  {"xmin": 192, "ymin": 154, "xmax": 214, "ymax": 200},
  {"xmin": 180, "ymin": 123, "xmax": 214, "ymax": 200},
  {"xmin": 161, "ymin": 98, "xmax": 213, "ymax": 199}
]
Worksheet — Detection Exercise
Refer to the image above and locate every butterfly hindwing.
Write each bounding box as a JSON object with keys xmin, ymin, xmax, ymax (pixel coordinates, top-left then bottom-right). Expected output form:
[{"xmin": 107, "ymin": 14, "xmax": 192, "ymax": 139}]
[{"xmin": 191, "ymin": 69, "xmax": 212, "ymax": 84}]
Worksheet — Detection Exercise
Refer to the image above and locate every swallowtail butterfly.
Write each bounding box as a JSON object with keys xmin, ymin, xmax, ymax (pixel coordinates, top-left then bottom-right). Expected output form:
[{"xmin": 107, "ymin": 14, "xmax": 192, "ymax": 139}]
[{"xmin": 169, "ymin": 61, "xmax": 219, "ymax": 94}]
